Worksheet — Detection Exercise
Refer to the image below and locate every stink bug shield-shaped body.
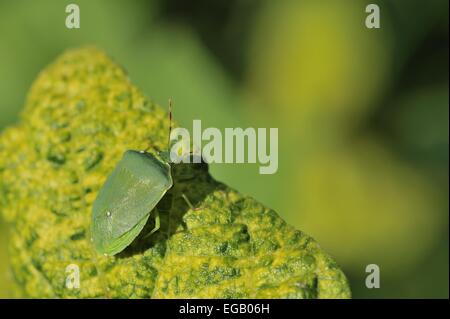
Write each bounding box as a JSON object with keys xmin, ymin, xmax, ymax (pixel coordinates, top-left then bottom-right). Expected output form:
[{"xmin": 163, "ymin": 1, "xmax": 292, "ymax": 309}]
[{"xmin": 92, "ymin": 150, "xmax": 173, "ymax": 256}]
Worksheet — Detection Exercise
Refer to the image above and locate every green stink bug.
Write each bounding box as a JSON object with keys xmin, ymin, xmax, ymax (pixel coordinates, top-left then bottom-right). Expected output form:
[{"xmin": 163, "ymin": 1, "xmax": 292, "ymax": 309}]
[{"xmin": 91, "ymin": 100, "xmax": 187, "ymax": 256}]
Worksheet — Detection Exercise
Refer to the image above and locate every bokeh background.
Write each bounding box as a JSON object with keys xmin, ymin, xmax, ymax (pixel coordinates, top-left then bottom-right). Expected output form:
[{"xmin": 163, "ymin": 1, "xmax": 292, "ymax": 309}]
[{"xmin": 0, "ymin": 0, "xmax": 448, "ymax": 298}]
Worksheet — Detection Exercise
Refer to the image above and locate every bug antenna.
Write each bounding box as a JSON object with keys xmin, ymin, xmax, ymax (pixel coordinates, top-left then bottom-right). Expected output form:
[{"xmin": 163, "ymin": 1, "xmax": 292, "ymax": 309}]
[{"xmin": 168, "ymin": 98, "xmax": 173, "ymax": 149}]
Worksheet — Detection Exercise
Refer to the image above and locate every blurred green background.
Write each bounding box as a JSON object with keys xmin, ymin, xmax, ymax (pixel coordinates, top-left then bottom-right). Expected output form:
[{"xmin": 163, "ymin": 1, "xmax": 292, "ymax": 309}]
[{"xmin": 0, "ymin": 0, "xmax": 448, "ymax": 298}]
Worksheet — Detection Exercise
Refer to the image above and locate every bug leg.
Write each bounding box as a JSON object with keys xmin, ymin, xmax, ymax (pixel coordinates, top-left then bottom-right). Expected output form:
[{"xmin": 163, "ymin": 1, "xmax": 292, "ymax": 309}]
[
  {"xmin": 143, "ymin": 209, "xmax": 160, "ymax": 240},
  {"xmin": 143, "ymin": 136, "xmax": 161, "ymax": 153},
  {"xmin": 151, "ymin": 209, "xmax": 161, "ymax": 234},
  {"xmin": 181, "ymin": 193, "xmax": 201, "ymax": 211}
]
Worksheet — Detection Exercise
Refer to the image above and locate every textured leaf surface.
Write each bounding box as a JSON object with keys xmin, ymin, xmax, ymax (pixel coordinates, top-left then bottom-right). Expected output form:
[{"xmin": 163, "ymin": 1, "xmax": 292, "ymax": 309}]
[{"xmin": 0, "ymin": 48, "xmax": 350, "ymax": 298}]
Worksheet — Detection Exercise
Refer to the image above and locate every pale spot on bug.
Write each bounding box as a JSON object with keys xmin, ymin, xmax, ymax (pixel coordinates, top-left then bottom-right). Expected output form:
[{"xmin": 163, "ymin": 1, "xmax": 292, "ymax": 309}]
[{"xmin": 106, "ymin": 211, "xmax": 111, "ymax": 217}]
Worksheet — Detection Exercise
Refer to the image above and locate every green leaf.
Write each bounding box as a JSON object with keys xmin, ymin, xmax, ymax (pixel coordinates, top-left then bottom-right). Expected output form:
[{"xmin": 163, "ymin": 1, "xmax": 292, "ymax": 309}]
[{"xmin": 0, "ymin": 47, "xmax": 350, "ymax": 298}]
